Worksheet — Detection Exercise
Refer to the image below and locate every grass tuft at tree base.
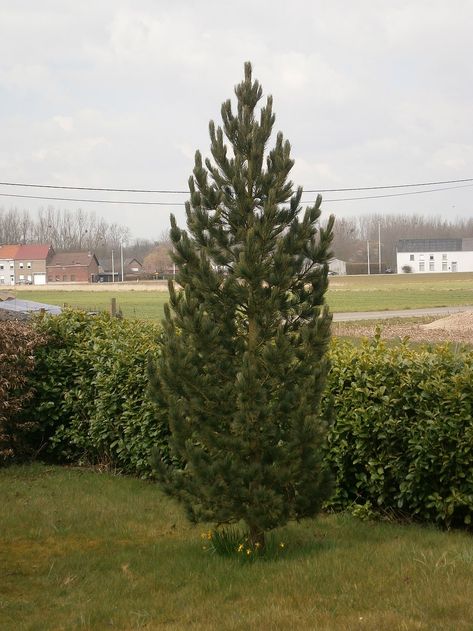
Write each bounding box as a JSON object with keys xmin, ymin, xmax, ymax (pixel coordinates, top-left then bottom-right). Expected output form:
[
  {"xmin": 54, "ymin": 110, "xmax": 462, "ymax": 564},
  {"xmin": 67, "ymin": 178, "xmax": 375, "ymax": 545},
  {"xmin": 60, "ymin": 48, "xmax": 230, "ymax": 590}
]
[{"xmin": 203, "ymin": 526, "xmax": 286, "ymax": 562}]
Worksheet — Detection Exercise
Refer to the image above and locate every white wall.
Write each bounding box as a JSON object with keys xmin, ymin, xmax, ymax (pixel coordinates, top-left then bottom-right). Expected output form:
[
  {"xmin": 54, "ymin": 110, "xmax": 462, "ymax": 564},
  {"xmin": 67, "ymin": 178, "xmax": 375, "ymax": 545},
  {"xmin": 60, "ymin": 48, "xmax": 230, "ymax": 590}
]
[
  {"xmin": 397, "ymin": 250, "xmax": 473, "ymax": 273},
  {"xmin": 329, "ymin": 258, "xmax": 347, "ymax": 275}
]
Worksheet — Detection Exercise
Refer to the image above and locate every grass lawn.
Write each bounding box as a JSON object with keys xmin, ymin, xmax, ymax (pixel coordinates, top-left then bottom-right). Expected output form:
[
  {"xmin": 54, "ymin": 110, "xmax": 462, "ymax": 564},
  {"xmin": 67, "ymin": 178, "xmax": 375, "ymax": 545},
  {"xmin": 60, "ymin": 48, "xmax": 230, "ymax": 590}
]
[
  {"xmin": 11, "ymin": 272, "xmax": 473, "ymax": 321},
  {"xmin": 11, "ymin": 290, "xmax": 170, "ymax": 322},
  {"xmin": 327, "ymin": 272, "xmax": 473, "ymax": 312},
  {"xmin": 1, "ymin": 465, "xmax": 473, "ymax": 630}
]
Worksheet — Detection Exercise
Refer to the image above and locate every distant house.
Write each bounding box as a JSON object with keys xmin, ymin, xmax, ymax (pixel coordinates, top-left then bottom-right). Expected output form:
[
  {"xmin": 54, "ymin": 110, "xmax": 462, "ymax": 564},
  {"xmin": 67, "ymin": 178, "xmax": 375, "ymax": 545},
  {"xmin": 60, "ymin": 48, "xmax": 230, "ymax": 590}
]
[
  {"xmin": 14, "ymin": 244, "xmax": 54, "ymax": 285},
  {"xmin": 123, "ymin": 257, "xmax": 145, "ymax": 280},
  {"xmin": 328, "ymin": 258, "xmax": 347, "ymax": 275},
  {"xmin": 0, "ymin": 243, "xmax": 54, "ymax": 285},
  {"xmin": 396, "ymin": 238, "xmax": 473, "ymax": 273},
  {"xmin": 97, "ymin": 257, "xmax": 120, "ymax": 283},
  {"xmin": 0, "ymin": 244, "xmax": 19, "ymax": 286},
  {"xmin": 47, "ymin": 252, "xmax": 99, "ymax": 283}
]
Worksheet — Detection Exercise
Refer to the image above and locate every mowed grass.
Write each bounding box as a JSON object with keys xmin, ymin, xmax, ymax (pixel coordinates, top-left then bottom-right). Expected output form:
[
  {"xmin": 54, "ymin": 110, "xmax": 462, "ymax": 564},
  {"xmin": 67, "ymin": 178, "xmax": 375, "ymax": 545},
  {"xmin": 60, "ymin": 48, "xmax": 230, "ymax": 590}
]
[
  {"xmin": 2, "ymin": 465, "xmax": 473, "ymax": 630},
  {"xmin": 13, "ymin": 289, "xmax": 169, "ymax": 322},
  {"xmin": 327, "ymin": 271, "xmax": 473, "ymax": 312},
  {"xmin": 13, "ymin": 272, "xmax": 473, "ymax": 320}
]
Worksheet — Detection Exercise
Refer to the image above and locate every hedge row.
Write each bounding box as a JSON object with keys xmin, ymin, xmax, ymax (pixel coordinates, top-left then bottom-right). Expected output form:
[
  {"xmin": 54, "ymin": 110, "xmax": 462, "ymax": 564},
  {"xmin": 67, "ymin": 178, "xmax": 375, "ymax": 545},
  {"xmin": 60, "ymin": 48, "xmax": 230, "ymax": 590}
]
[
  {"xmin": 22, "ymin": 311, "xmax": 169, "ymax": 477},
  {"xmin": 6, "ymin": 311, "xmax": 473, "ymax": 527},
  {"xmin": 324, "ymin": 335, "xmax": 473, "ymax": 528},
  {"xmin": 0, "ymin": 321, "xmax": 45, "ymax": 462}
]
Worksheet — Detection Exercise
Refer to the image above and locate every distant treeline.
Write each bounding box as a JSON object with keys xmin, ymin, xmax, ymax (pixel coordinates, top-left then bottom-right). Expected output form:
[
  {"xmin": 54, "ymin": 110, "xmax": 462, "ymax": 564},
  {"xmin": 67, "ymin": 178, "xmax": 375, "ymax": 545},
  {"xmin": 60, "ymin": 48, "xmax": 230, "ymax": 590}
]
[
  {"xmin": 0, "ymin": 206, "xmax": 168, "ymax": 262},
  {"xmin": 3, "ymin": 205, "xmax": 472, "ymax": 271}
]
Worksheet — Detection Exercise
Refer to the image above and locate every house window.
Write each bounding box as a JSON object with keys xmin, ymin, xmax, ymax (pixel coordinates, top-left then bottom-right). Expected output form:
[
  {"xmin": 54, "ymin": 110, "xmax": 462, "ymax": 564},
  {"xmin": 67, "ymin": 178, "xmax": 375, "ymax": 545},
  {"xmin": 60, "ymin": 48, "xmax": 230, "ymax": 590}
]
[
  {"xmin": 0, "ymin": 276, "xmax": 4, "ymax": 284},
  {"xmin": 19, "ymin": 262, "xmax": 24, "ymax": 269},
  {"xmin": 55, "ymin": 275, "xmax": 60, "ymax": 281},
  {"xmin": 442, "ymin": 254, "xmax": 447, "ymax": 260},
  {"xmin": 419, "ymin": 261, "xmax": 425, "ymax": 272},
  {"xmin": 442, "ymin": 261, "xmax": 447, "ymax": 271},
  {"xmin": 9, "ymin": 261, "xmax": 14, "ymax": 269},
  {"xmin": 409, "ymin": 254, "xmax": 414, "ymax": 261},
  {"xmin": 48, "ymin": 276, "xmax": 52, "ymax": 282},
  {"xmin": 19, "ymin": 274, "xmax": 24, "ymax": 280},
  {"xmin": 27, "ymin": 262, "xmax": 32, "ymax": 269},
  {"xmin": 429, "ymin": 255, "xmax": 434, "ymax": 260},
  {"xmin": 63, "ymin": 275, "xmax": 67, "ymax": 281},
  {"xmin": 71, "ymin": 274, "xmax": 76, "ymax": 281},
  {"xmin": 0, "ymin": 264, "xmax": 3, "ymax": 270},
  {"xmin": 429, "ymin": 261, "xmax": 435, "ymax": 271}
]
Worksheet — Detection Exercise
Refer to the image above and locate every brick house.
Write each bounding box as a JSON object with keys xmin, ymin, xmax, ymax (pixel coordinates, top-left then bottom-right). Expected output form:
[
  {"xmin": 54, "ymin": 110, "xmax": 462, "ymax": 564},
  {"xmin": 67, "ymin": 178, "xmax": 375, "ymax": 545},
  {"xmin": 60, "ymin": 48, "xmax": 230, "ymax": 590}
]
[{"xmin": 47, "ymin": 251, "xmax": 99, "ymax": 283}]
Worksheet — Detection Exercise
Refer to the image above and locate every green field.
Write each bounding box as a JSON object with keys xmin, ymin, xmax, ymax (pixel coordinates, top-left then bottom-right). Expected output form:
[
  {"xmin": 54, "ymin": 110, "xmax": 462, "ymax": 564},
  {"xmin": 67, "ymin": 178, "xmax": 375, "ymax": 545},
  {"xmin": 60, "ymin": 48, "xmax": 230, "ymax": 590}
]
[
  {"xmin": 15, "ymin": 289, "xmax": 170, "ymax": 321},
  {"xmin": 12, "ymin": 272, "xmax": 473, "ymax": 321},
  {"xmin": 2, "ymin": 464, "xmax": 473, "ymax": 630}
]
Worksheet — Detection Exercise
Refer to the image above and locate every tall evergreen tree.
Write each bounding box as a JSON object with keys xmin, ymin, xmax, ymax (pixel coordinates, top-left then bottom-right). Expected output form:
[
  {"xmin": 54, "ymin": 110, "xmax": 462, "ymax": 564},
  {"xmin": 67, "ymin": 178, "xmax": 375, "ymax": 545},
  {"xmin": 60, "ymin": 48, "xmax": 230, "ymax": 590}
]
[{"xmin": 149, "ymin": 62, "xmax": 334, "ymax": 548}]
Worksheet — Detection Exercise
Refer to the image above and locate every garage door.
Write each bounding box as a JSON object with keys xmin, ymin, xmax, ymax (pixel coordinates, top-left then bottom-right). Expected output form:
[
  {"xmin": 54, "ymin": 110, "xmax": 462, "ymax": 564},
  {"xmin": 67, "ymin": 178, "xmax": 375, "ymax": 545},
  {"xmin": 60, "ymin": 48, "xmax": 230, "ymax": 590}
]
[{"xmin": 34, "ymin": 273, "xmax": 46, "ymax": 285}]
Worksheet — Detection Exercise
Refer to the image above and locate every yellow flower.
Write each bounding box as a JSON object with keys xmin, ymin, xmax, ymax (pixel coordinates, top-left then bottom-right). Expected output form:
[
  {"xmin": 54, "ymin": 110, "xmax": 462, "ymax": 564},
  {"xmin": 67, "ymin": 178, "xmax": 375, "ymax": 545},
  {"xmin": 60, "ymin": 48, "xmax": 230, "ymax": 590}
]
[
  {"xmin": 237, "ymin": 544, "xmax": 244, "ymax": 552},
  {"xmin": 207, "ymin": 531, "xmax": 212, "ymax": 540},
  {"xmin": 255, "ymin": 542, "xmax": 261, "ymax": 549},
  {"xmin": 279, "ymin": 542, "xmax": 285, "ymax": 549},
  {"xmin": 246, "ymin": 549, "xmax": 251, "ymax": 555}
]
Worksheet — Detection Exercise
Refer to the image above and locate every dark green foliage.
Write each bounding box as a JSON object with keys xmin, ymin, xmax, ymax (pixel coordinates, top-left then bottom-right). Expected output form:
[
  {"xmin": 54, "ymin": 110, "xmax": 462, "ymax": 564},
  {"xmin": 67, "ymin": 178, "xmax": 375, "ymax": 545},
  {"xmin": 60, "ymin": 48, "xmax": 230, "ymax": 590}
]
[
  {"xmin": 324, "ymin": 335, "xmax": 473, "ymax": 528},
  {"xmin": 149, "ymin": 63, "xmax": 334, "ymax": 542},
  {"xmin": 23, "ymin": 311, "xmax": 168, "ymax": 476},
  {"xmin": 0, "ymin": 321, "xmax": 46, "ymax": 463}
]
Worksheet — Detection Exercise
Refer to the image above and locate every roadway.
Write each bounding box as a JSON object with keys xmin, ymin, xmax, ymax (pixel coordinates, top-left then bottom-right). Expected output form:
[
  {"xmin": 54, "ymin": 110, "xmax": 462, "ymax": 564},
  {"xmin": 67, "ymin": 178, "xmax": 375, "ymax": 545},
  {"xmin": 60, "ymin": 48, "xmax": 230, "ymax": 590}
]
[{"xmin": 333, "ymin": 305, "xmax": 473, "ymax": 322}]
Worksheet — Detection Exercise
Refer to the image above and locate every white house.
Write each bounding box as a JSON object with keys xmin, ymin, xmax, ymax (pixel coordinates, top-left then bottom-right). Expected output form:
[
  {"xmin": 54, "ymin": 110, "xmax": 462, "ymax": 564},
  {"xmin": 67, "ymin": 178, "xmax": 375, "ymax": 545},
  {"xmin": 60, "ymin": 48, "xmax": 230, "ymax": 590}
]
[
  {"xmin": 396, "ymin": 238, "xmax": 473, "ymax": 273},
  {"xmin": 328, "ymin": 257, "xmax": 347, "ymax": 275}
]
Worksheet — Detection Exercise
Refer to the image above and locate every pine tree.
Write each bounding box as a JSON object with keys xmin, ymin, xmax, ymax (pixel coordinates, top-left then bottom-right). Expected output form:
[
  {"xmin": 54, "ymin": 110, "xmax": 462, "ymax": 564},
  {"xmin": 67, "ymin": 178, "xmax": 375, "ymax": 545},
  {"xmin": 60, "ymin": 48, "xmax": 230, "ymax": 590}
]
[{"xmin": 149, "ymin": 62, "xmax": 334, "ymax": 548}]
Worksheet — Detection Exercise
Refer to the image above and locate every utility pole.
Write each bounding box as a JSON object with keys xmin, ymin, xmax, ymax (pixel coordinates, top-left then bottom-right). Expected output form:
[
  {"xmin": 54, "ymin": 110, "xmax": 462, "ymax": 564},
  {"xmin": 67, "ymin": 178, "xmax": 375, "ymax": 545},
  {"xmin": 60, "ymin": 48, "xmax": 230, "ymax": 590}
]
[
  {"xmin": 120, "ymin": 242, "xmax": 124, "ymax": 282},
  {"xmin": 378, "ymin": 222, "xmax": 382, "ymax": 274},
  {"xmin": 367, "ymin": 240, "xmax": 371, "ymax": 275},
  {"xmin": 111, "ymin": 250, "xmax": 115, "ymax": 283}
]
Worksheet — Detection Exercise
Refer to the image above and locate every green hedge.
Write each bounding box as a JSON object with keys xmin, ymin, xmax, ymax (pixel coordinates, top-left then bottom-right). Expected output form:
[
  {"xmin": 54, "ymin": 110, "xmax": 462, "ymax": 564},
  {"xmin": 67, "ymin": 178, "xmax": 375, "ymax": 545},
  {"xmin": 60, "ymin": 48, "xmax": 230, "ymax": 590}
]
[
  {"xmin": 23, "ymin": 312, "xmax": 473, "ymax": 528},
  {"xmin": 324, "ymin": 334, "xmax": 473, "ymax": 528},
  {"xmin": 24, "ymin": 311, "xmax": 168, "ymax": 477}
]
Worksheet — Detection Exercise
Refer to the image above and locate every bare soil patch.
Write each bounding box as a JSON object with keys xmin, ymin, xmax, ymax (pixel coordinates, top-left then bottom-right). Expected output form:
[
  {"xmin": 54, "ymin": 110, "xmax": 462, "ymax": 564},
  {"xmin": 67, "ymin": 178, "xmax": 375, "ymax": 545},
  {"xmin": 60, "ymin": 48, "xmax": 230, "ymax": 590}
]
[{"xmin": 334, "ymin": 311, "xmax": 473, "ymax": 344}]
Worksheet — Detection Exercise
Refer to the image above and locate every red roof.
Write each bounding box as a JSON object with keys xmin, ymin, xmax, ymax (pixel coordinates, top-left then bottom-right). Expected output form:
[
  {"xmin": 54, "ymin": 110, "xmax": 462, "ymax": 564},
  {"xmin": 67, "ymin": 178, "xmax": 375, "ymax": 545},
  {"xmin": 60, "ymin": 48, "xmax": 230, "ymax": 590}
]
[
  {"xmin": 0, "ymin": 244, "xmax": 20, "ymax": 259},
  {"xmin": 48, "ymin": 252, "xmax": 98, "ymax": 267},
  {"xmin": 15, "ymin": 244, "xmax": 53, "ymax": 260}
]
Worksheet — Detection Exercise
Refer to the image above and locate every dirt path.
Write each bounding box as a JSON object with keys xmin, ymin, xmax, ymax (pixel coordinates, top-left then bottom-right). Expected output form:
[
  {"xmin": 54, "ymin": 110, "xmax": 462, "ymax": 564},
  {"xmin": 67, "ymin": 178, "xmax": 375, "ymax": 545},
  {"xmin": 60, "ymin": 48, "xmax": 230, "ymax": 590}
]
[{"xmin": 334, "ymin": 311, "xmax": 473, "ymax": 344}]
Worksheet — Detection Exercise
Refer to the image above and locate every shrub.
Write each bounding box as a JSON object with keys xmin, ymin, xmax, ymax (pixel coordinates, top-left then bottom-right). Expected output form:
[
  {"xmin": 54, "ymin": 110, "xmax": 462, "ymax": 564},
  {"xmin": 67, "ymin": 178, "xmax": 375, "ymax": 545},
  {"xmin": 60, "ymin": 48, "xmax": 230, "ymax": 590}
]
[
  {"xmin": 323, "ymin": 335, "xmax": 473, "ymax": 528},
  {"xmin": 24, "ymin": 310, "xmax": 168, "ymax": 476},
  {"xmin": 0, "ymin": 321, "xmax": 46, "ymax": 462}
]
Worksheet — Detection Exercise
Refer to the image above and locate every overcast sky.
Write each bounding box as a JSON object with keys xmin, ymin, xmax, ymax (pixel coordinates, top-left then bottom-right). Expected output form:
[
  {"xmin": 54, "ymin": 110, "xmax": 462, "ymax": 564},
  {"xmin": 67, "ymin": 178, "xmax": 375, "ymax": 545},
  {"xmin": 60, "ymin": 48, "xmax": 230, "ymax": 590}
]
[{"xmin": 1, "ymin": 0, "xmax": 472, "ymax": 240}]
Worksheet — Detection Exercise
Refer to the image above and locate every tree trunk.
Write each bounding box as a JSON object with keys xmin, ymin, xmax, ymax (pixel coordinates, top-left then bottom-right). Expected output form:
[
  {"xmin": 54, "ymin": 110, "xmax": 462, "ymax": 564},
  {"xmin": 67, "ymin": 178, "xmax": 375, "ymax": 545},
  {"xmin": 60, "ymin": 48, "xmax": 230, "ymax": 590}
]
[{"xmin": 248, "ymin": 524, "xmax": 265, "ymax": 551}]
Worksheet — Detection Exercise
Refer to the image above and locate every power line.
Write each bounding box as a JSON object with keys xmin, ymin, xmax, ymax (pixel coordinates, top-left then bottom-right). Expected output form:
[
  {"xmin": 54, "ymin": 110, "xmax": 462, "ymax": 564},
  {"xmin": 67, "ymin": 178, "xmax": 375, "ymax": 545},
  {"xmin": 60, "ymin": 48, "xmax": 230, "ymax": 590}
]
[
  {"xmin": 321, "ymin": 182, "xmax": 473, "ymax": 203},
  {"xmin": 0, "ymin": 176, "xmax": 473, "ymax": 194},
  {"xmin": 305, "ymin": 177, "xmax": 473, "ymax": 193},
  {"xmin": 0, "ymin": 192, "xmax": 183, "ymax": 205},
  {"xmin": 0, "ymin": 181, "xmax": 187, "ymax": 194},
  {"xmin": 0, "ymin": 182, "xmax": 471, "ymax": 206}
]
